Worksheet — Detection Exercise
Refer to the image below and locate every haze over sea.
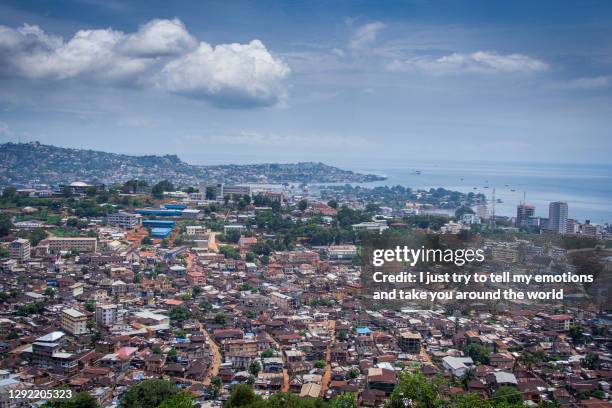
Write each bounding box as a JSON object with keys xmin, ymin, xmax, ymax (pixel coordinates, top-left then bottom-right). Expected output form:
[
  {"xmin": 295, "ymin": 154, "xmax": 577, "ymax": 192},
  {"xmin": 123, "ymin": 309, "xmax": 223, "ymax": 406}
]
[
  {"xmin": 345, "ymin": 160, "xmax": 612, "ymax": 224},
  {"xmin": 182, "ymin": 153, "xmax": 610, "ymax": 224}
]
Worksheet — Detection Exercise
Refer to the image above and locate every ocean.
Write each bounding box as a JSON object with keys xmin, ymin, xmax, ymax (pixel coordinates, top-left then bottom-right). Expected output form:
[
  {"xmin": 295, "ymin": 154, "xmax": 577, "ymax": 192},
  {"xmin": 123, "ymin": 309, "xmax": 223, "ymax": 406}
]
[{"xmin": 345, "ymin": 161, "xmax": 612, "ymax": 224}]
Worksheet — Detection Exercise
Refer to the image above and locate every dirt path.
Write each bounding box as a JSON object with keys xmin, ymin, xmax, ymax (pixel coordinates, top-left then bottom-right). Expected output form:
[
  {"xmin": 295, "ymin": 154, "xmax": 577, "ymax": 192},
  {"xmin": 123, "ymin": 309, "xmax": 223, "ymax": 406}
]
[
  {"xmin": 320, "ymin": 320, "xmax": 336, "ymax": 395},
  {"xmin": 203, "ymin": 327, "xmax": 222, "ymax": 386}
]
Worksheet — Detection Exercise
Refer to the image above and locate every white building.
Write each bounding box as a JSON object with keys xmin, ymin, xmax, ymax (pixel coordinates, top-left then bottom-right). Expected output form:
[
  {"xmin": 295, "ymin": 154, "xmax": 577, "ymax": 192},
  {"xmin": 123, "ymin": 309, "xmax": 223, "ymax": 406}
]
[
  {"xmin": 95, "ymin": 304, "xmax": 118, "ymax": 327},
  {"xmin": 352, "ymin": 222, "xmax": 388, "ymax": 234},
  {"xmin": 9, "ymin": 238, "xmax": 31, "ymax": 262},
  {"xmin": 107, "ymin": 212, "xmax": 141, "ymax": 229},
  {"xmin": 327, "ymin": 245, "xmax": 358, "ymax": 260},
  {"xmin": 60, "ymin": 308, "xmax": 88, "ymax": 336},
  {"xmin": 442, "ymin": 356, "xmax": 474, "ymax": 377},
  {"xmin": 47, "ymin": 237, "xmax": 97, "ymax": 253},
  {"xmin": 186, "ymin": 225, "xmax": 208, "ymax": 239}
]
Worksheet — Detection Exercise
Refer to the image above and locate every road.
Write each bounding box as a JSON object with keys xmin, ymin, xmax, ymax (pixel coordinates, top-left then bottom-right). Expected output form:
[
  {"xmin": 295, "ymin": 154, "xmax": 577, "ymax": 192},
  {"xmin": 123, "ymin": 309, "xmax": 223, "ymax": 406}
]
[
  {"xmin": 320, "ymin": 320, "xmax": 336, "ymax": 396},
  {"xmin": 208, "ymin": 232, "xmax": 219, "ymax": 253},
  {"xmin": 202, "ymin": 327, "xmax": 222, "ymax": 386}
]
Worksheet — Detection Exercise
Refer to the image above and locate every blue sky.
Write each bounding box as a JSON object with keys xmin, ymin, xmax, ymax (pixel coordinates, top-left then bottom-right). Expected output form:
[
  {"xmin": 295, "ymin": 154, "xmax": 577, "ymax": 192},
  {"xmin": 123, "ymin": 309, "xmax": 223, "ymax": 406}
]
[{"xmin": 0, "ymin": 0, "xmax": 611, "ymax": 167}]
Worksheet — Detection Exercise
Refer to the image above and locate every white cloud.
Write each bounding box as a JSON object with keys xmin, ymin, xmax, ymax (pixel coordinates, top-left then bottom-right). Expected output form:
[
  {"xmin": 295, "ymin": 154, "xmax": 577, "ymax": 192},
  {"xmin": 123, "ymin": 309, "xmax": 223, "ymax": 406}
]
[
  {"xmin": 349, "ymin": 21, "xmax": 386, "ymax": 50},
  {"xmin": 156, "ymin": 40, "xmax": 290, "ymax": 107},
  {"xmin": 0, "ymin": 19, "xmax": 289, "ymax": 107},
  {"xmin": 119, "ymin": 19, "xmax": 197, "ymax": 57},
  {"xmin": 387, "ymin": 51, "xmax": 549, "ymax": 75},
  {"xmin": 557, "ymin": 75, "xmax": 611, "ymax": 90}
]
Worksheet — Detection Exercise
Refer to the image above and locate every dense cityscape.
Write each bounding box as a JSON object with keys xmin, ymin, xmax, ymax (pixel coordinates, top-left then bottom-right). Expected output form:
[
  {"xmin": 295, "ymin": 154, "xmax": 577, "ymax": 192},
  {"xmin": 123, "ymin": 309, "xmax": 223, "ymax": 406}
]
[{"xmin": 0, "ymin": 158, "xmax": 610, "ymax": 408}]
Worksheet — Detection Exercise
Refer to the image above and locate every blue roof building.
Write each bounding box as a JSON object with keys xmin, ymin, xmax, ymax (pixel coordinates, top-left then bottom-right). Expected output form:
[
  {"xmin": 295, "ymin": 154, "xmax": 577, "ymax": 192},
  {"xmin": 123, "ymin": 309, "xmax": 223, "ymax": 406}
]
[
  {"xmin": 136, "ymin": 208, "xmax": 183, "ymax": 216},
  {"xmin": 165, "ymin": 204, "xmax": 187, "ymax": 210},
  {"xmin": 142, "ymin": 219, "xmax": 176, "ymax": 228},
  {"xmin": 150, "ymin": 227, "xmax": 173, "ymax": 238}
]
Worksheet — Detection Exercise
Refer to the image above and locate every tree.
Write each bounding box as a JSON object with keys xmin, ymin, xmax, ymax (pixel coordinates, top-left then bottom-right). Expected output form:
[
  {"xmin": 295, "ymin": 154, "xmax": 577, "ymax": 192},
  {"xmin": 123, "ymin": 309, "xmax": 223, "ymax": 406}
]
[
  {"xmin": 158, "ymin": 391, "xmax": 194, "ymax": 408},
  {"xmin": 0, "ymin": 213, "xmax": 13, "ymax": 236},
  {"xmin": 298, "ymin": 199, "xmax": 308, "ymax": 212},
  {"xmin": 214, "ymin": 312, "xmax": 227, "ymax": 325},
  {"xmin": 225, "ymin": 385, "xmax": 259, "ymax": 408},
  {"xmin": 455, "ymin": 205, "xmax": 475, "ymax": 219},
  {"xmin": 192, "ymin": 285, "xmax": 202, "ymax": 299},
  {"xmin": 2, "ymin": 186, "xmax": 17, "ymax": 199},
  {"xmin": 119, "ymin": 379, "xmax": 178, "ymax": 408},
  {"xmin": 169, "ymin": 305, "xmax": 190, "ymax": 322},
  {"xmin": 84, "ymin": 300, "xmax": 95, "ymax": 313},
  {"xmin": 330, "ymin": 393, "xmax": 357, "ymax": 408},
  {"xmin": 151, "ymin": 180, "xmax": 174, "ymax": 199},
  {"xmin": 219, "ymin": 245, "xmax": 240, "ymax": 260},
  {"xmin": 142, "ymin": 236, "xmax": 152, "ymax": 245},
  {"xmin": 66, "ymin": 217, "xmax": 79, "ymax": 228},
  {"xmin": 327, "ymin": 200, "xmax": 338, "ymax": 209},
  {"xmin": 199, "ymin": 300, "xmax": 212, "ymax": 313},
  {"xmin": 249, "ymin": 360, "xmax": 261, "ymax": 376},
  {"xmin": 29, "ymin": 228, "xmax": 47, "ymax": 245},
  {"xmin": 584, "ymin": 352, "xmax": 600, "ymax": 370},
  {"xmin": 205, "ymin": 187, "xmax": 216, "ymax": 200},
  {"xmin": 62, "ymin": 186, "xmax": 73, "ymax": 197},
  {"xmin": 261, "ymin": 348, "xmax": 275, "ymax": 358},
  {"xmin": 314, "ymin": 360, "xmax": 326, "ymax": 369},
  {"xmin": 44, "ymin": 287, "xmax": 55, "ymax": 299},
  {"xmin": 569, "ymin": 324, "xmax": 584, "ymax": 344},
  {"xmin": 386, "ymin": 371, "xmax": 444, "ymax": 408},
  {"xmin": 465, "ymin": 344, "xmax": 490, "ymax": 365},
  {"xmin": 42, "ymin": 392, "xmax": 99, "ymax": 408},
  {"xmin": 166, "ymin": 348, "xmax": 178, "ymax": 363},
  {"xmin": 493, "ymin": 386, "xmax": 522, "ymax": 405},
  {"xmin": 347, "ymin": 368, "xmax": 359, "ymax": 379},
  {"xmin": 460, "ymin": 367, "xmax": 475, "ymax": 389}
]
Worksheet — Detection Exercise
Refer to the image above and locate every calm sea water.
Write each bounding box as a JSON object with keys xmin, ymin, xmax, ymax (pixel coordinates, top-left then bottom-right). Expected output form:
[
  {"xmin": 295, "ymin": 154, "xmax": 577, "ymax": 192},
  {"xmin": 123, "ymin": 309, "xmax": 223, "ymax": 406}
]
[{"xmin": 345, "ymin": 161, "xmax": 612, "ymax": 224}]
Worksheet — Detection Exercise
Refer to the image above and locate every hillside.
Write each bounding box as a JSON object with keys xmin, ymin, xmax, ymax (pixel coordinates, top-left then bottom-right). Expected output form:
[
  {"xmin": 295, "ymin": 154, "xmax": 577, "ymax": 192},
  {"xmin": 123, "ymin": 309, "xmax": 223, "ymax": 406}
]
[{"xmin": 0, "ymin": 142, "xmax": 385, "ymax": 187}]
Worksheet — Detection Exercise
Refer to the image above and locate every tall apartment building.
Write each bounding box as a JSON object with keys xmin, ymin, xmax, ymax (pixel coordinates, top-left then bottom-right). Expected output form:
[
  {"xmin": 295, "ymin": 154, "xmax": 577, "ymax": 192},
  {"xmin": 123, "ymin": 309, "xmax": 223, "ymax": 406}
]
[
  {"xmin": 31, "ymin": 331, "xmax": 77, "ymax": 374},
  {"xmin": 548, "ymin": 201, "xmax": 568, "ymax": 234},
  {"xmin": 516, "ymin": 204, "xmax": 535, "ymax": 227},
  {"xmin": 9, "ymin": 238, "xmax": 31, "ymax": 261},
  {"xmin": 60, "ymin": 308, "xmax": 88, "ymax": 335},
  {"xmin": 95, "ymin": 304, "xmax": 118, "ymax": 326},
  {"xmin": 398, "ymin": 331, "xmax": 422, "ymax": 354},
  {"xmin": 47, "ymin": 237, "xmax": 97, "ymax": 253},
  {"xmin": 107, "ymin": 212, "xmax": 141, "ymax": 229}
]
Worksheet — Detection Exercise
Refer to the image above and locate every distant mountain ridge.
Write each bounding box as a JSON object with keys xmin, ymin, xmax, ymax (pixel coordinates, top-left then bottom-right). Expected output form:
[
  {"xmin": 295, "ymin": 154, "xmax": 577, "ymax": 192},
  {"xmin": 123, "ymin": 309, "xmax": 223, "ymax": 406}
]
[{"xmin": 0, "ymin": 142, "xmax": 386, "ymax": 187}]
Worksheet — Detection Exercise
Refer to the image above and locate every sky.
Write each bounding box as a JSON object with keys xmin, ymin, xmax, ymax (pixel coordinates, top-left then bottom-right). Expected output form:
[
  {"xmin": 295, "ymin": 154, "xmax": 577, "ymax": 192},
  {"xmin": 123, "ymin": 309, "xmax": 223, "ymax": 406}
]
[{"xmin": 0, "ymin": 0, "xmax": 611, "ymax": 167}]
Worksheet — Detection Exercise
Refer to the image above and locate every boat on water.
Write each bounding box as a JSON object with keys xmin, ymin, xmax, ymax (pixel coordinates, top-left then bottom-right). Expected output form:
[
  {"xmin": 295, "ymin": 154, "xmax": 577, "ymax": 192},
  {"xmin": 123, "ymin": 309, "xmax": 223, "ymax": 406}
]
[
  {"xmin": 414, "ymin": 170, "xmax": 421, "ymax": 175},
  {"xmin": 510, "ymin": 189, "xmax": 516, "ymax": 192}
]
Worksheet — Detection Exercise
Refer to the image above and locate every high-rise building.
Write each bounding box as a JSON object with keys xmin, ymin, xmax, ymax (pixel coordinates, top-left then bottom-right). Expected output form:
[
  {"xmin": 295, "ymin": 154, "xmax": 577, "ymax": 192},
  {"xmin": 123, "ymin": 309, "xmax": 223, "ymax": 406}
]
[
  {"xmin": 548, "ymin": 201, "xmax": 568, "ymax": 234},
  {"xmin": 476, "ymin": 204, "xmax": 489, "ymax": 220},
  {"xmin": 60, "ymin": 308, "xmax": 88, "ymax": 335},
  {"xmin": 9, "ymin": 238, "xmax": 31, "ymax": 261},
  {"xmin": 95, "ymin": 304, "xmax": 118, "ymax": 327},
  {"xmin": 516, "ymin": 204, "xmax": 535, "ymax": 227}
]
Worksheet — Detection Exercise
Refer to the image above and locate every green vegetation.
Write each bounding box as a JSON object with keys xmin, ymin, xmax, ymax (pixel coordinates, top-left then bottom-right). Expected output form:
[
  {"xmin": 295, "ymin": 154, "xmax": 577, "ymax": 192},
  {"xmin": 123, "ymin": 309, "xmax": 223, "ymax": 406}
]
[
  {"xmin": 219, "ymin": 245, "xmax": 240, "ymax": 259},
  {"xmin": 16, "ymin": 301, "xmax": 45, "ymax": 316},
  {"xmin": 464, "ymin": 344, "xmax": 491, "ymax": 365},
  {"xmin": 119, "ymin": 379, "xmax": 182, "ymax": 408},
  {"xmin": 169, "ymin": 305, "xmax": 190, "ymax": 322},
  {"xmin": 42, "ymin": 392, "xmax": 98, "ymax": 408}
]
